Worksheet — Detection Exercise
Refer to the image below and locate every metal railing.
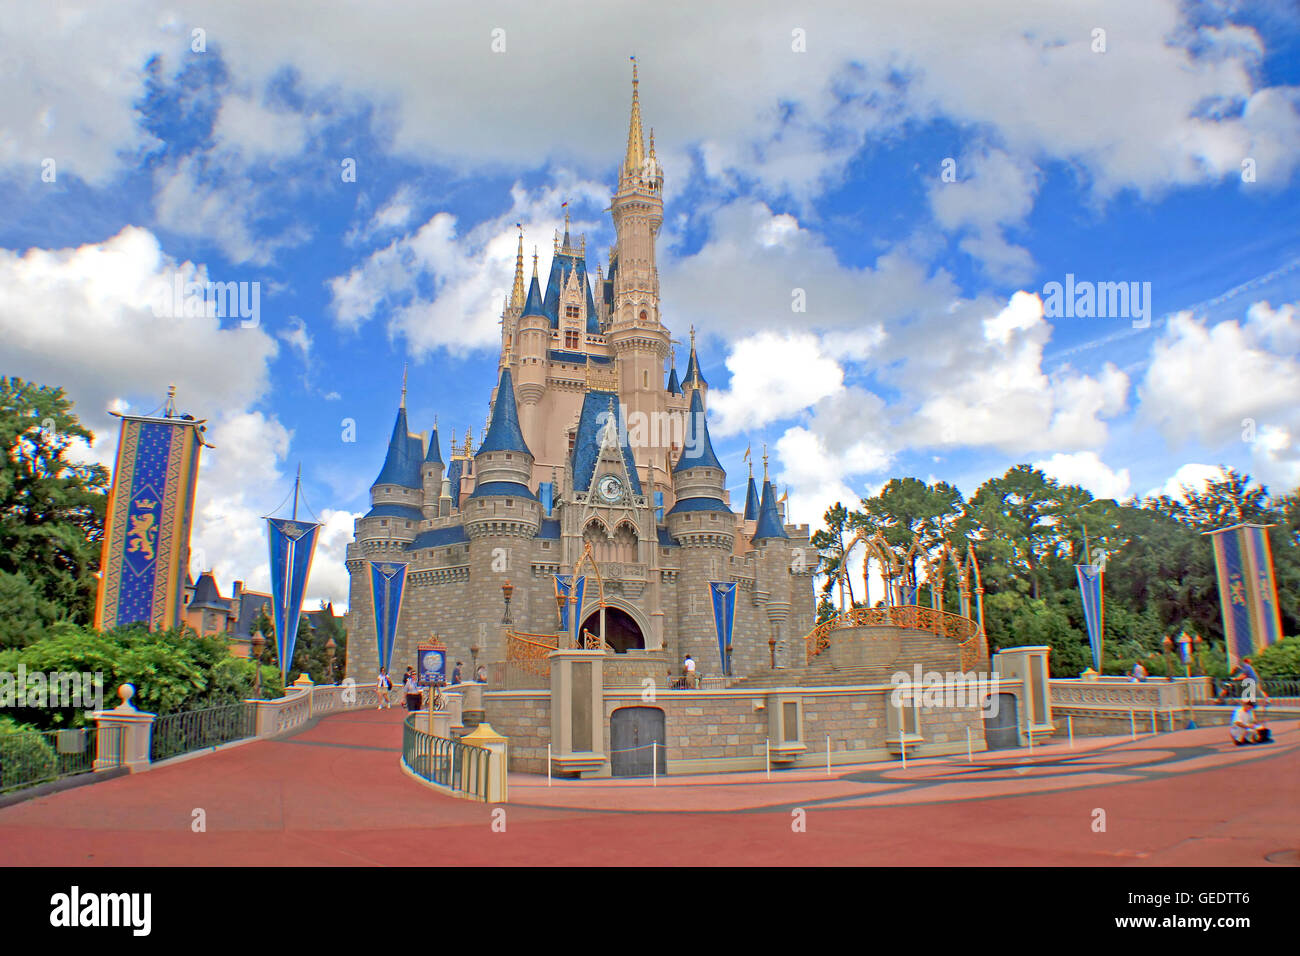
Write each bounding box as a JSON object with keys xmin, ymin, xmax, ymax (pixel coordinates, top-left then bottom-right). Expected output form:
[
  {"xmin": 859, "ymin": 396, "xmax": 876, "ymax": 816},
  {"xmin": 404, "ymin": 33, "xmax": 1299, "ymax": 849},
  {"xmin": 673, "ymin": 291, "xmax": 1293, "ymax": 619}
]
[
  {"xmin": 401, "ymin": 716, "xmax": 490, "ymax": 802},
  {"xmin": 0, "ymin": 725, "xmax": 121, "ymax": 794},
  {"xmin": 803, "ymin": 604, "xmax": 985, "ymax": 664},
  {"xmin": 150, "ymin": 702, "xmax": 256, "ymax": 762},
  {"xmin": 1204, "ymin": 677, "xmax": 1300, "ymax": 703}
]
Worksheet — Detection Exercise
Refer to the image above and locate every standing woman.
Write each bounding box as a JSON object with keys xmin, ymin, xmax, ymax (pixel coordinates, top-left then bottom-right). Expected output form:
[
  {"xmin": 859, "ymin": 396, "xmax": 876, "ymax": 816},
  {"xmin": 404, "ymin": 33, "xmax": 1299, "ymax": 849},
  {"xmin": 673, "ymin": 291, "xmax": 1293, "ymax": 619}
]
[
  {"xmin": 403, "ymin": 667, "xmax": 422, "ymax": 713},
  {"xmin": 376, "ymin": 668, "xmax": 392, "ymax": 709}
]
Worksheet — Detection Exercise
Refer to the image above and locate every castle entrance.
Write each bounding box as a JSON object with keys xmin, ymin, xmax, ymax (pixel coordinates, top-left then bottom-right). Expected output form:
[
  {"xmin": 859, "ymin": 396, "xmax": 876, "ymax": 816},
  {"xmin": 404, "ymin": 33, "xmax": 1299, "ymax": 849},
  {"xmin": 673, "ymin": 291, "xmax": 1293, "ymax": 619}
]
[{"xmin": 580, "ymin": 606, "xmax": 645, "ymax": 653}]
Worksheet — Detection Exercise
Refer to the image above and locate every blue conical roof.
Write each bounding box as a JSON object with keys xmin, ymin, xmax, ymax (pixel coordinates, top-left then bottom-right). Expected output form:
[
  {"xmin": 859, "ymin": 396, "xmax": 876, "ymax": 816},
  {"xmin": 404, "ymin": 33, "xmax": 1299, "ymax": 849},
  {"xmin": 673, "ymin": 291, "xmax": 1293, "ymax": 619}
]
[
  {"xmin": 424, "ymin": 424, "xmax": 443, "ymax": 465},
  {"xmin": 673, "ymin": 388, "xmax": 723, "ymax": 473},
  {"xmin": 666, "ymin": 365, "xmax": 682, "ymax": 395},
  {"xmin": 752, "ymin": 480, "xmax": 788, "ymax": 540},
  {"xmin": 743, "ymin": 475, "xmax": 760, "ymax": 520},
  {"xmin": 477, "ymin": 366, "xmax": 532, "ymax": 456},
  {"xmin": 373, "ymin": 405, "xmax": 423, "ymax": 488},
  {"xmin": 522, "ymin": 274, "xmax": 545, "ymax": 317},
  {"xmin": 684, "ymin": 343, "xmax": 707, "ymax": 388}
]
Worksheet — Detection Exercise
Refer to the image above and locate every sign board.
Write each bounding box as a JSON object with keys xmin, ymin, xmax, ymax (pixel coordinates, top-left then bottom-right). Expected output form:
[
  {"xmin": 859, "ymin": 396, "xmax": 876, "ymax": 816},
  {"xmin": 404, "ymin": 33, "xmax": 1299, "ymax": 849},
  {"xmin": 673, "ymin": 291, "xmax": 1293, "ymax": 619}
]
[{"xmin": 416, "ymin": 641, "xmax": 446, "ymax": 687}]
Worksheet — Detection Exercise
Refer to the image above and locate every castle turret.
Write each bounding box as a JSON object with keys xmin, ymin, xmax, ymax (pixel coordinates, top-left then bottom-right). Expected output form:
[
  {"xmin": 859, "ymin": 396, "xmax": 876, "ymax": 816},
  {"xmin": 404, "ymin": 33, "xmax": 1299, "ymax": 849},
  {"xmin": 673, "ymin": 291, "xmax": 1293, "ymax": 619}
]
[
  {"xmin": 743, "ymin": 466, "xmax": 760, "ymax": 522},
  {"xmin": 464, "ymin": 366, "xmax": 541, "ymax": 538},
  {"xmin": 421, "ymin": 417, "xmax": 445, "ymax": 519},
  {"xmin": 359, "ymin": 376, "xmax": 424, "ymax": 550}
]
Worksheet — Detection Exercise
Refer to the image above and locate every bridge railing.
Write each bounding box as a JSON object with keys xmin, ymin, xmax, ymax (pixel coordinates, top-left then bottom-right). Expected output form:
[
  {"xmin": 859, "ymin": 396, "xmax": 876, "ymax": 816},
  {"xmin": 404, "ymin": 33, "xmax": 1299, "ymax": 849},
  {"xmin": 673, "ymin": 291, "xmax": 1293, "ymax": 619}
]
[
  {"xmin": 401, "ymin": 716, "xmax": 490, "ymax": 802},
  {"xmin": 803, "ymin": 604, "xmax": 985, "ymax": 666}
]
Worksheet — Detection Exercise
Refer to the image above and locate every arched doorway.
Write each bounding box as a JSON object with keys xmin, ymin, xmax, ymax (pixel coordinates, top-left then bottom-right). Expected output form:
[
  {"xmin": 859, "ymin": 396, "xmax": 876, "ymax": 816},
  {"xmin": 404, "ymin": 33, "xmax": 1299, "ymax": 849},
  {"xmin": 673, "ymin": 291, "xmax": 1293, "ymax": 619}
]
[
  {"xmin": 580, "ymin": 606, "xmax": 644, "ymax": 653},
  {"xmin": 610, "ymin": 706, "xmax": 666, "ymax": 777}
]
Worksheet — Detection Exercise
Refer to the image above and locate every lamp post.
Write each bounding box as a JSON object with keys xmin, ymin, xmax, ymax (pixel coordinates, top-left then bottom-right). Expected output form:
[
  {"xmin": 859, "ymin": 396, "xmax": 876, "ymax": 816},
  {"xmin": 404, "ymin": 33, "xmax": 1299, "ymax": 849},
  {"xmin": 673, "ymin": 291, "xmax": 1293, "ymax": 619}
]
[
  {"xmin": 555, "ymin": 591, "xmax": 567, "ymax": 634},
  {"xmin": 325, "ymin": 637, "xmax": 336, "ymax": 684},
  {"xmin": 1175, "ymin": 631, "xmax": 1193, "ymax": 680},
  {"xmin": 470, "ymin": 642, "xmax": 480, "ymax": 673},
  {"xmin": 251, "ymin": 629, "xmax": 265, "ymax": 699},
  {"xmin": 1192, "ymin": 632, "xmax": 1204, "ymax": 676},
  {"xmin": 1161, "ymin": 635, "xmax": 1175, "ymax": 681}
]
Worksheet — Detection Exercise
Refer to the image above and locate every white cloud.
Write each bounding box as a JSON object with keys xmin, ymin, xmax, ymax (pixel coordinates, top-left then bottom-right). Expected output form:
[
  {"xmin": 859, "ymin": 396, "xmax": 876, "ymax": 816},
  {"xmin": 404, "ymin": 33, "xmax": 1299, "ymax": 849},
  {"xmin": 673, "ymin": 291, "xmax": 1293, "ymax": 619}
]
[
  {"xmin": 0, "ymin": 227, "xmax": 354, "ymax": 608},
  {"xmin": 1033, "ymin": 451, "xmax": 1131, "ymax": 500},
  {"xmin": 707, "ymin": 331, "xmax": 844, "ymax": 434},
  {"xmin": 1139, "ymin": 300, "xmax": 1300, "ymax": 486},
  {"xmin": 1146, "ymin": 462, "xmax": 1223, "ymax": 502},
  {"xmin": 328, "ymin": 179, "xmax": 609, "ymax": 358}
]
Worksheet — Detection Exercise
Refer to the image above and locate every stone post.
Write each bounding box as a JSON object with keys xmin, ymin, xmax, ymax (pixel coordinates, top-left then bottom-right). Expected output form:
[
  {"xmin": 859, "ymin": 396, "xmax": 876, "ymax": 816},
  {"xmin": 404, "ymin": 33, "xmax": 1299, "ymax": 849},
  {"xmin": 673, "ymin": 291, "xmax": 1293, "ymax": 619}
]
[
  {"xmin": 462, "ymin": 722, "xmax": 509, "ymax": 803},
  {"xmin": 92, "ymin": 684, "xmax": 156, "ymax": 773},
  {"xmin": 548, "ymin": 648, "xmax": 606, "ymax": 777}
]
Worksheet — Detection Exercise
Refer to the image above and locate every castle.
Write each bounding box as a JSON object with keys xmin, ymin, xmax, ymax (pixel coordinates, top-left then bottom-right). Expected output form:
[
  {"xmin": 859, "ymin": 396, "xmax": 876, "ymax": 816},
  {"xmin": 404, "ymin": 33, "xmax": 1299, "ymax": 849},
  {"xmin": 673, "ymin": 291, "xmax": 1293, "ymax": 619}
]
[{"xmin": 344, "ymin": 65, "xmax": 815, "ymax": 682}]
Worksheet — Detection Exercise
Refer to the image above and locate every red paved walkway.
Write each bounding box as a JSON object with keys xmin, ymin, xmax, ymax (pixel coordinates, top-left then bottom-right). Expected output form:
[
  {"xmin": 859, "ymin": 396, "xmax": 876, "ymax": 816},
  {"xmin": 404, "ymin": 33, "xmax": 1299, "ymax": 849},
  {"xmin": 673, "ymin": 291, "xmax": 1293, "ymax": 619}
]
[{"xmin": 0, "ymin": 709, "xmax": 1296, "ymax": 866}]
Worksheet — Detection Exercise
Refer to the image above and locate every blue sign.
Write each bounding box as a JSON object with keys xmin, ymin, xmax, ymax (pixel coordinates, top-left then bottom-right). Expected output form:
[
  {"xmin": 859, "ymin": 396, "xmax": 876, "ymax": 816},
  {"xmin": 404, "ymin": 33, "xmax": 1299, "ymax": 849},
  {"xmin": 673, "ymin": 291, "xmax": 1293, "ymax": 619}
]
[{"xmin": 417, "ymin": 646, "xmax": 446, "ymax": 687}]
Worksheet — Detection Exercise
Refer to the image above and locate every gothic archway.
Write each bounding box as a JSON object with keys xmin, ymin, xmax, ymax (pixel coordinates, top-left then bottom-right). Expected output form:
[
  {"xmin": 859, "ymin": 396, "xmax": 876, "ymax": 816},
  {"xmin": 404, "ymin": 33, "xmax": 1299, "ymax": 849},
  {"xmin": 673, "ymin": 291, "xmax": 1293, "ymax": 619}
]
[{"xmin": 580, "ymin": 606, "xmax": 644, "ymax": 654}]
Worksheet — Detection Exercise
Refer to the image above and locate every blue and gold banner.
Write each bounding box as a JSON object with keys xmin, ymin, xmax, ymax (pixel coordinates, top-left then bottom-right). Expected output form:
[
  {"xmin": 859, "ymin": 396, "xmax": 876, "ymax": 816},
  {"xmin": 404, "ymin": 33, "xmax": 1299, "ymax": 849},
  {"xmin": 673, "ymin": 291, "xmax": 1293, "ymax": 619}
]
[
  {"xmin": 268, "ymin": 517, "xmax": 320, "ymax": 682},
  {"xmin": 555, "ymin": 574, "xmax": 586, "ymax": 631},
  {"xmin": 95, "ymin": 412, "xmax": 206, "ymax": 631},
  {"xmin": 1204, "ymin": 523, "xmax": 1284, "ymax": 668},
  {"xmin": 1075, "ymin": 564, "xmax": 1105, "ymax": 672},
  {"xmin": 370, "ymin": 560, "xmax": 409, "ymax": 673},
  {"xmin": 710, "ymin": 581, "xmax": 737, "ymax": 676}
]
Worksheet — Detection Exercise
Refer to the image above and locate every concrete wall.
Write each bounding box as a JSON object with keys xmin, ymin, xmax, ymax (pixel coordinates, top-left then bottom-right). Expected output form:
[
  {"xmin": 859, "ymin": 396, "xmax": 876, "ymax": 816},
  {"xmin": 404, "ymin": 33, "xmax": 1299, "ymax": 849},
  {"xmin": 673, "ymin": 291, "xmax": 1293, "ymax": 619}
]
[{"xmin": 487, "ymin": 682, "xmax": 988, "ymax": 776}]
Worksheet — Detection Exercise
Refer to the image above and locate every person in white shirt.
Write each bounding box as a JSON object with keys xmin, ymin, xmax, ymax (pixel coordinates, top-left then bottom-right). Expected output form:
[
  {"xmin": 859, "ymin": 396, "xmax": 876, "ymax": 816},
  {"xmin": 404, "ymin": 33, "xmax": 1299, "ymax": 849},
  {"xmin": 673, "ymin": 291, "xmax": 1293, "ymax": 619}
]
[
  {"xmin": 1230, "ymin": 700, "xmax": 1268, "ymax": 745},
  {"xmin": 376, "ymin": 668, "xmax": 392, "ymax": 709},
  {"xmin": 683, "ymin": 655, "xmax": 696, "ymax": 689}
]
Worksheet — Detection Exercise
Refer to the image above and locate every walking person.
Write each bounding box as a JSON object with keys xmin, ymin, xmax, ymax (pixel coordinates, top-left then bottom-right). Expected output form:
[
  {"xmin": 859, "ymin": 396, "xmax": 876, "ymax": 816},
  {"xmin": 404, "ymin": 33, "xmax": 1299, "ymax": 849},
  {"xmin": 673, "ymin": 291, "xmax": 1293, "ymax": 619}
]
[
  {"xmin": 451, "ymin": 661, "xmax": 463, "ymax": 685},
  {"xmin": 376, "ymin": 668, "xmax": 392, "ymax": 709}
]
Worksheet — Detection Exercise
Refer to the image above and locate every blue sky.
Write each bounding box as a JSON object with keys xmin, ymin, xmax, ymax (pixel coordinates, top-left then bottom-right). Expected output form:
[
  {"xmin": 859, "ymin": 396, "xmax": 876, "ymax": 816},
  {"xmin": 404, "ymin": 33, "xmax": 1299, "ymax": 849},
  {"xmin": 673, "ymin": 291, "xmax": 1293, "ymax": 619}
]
[{"xmin": 3, "ymin": 1, "xmax": 1299, "ymax": 609}]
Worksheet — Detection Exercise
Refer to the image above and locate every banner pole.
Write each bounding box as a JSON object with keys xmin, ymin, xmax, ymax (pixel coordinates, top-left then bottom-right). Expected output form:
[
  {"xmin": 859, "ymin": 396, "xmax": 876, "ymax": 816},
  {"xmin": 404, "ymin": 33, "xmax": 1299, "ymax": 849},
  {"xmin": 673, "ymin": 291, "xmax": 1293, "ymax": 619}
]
[
  {"xmin": 547, "ymin": 744, "xmax": 551, "ymax": 787},
  {"xmin": 826, "ymin": 734, "xmax": 831, "ymax": 775},
  {"xmin": 1067, "ymin": 715, "xmax": 1073, "ymax": 747},
  {"xmin": 1129, "ymin": 709, "xmax": 1136, "ymax": 740},
  {"xmin": 653, "ymin": 742, "xmax": 657, "ymax": 787},
  {"xmin": 966, "ymin": 727, "xmax": 972, "ymax": 762},
  {"xmin": 765, "ymin": 738, "xmax": 770, "ymax": 780},
  {"xmin": 900, "ymin": 727, "xmax": 906, "ymax": 770}
]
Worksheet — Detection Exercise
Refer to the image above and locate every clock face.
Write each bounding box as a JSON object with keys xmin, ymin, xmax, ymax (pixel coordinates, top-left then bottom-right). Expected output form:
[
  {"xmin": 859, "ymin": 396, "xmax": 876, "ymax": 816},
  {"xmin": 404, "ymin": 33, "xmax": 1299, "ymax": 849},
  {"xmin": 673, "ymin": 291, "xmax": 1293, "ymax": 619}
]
[{"xmin": 597, "ymin": 475, "xmax": 623, "ymax": 502}]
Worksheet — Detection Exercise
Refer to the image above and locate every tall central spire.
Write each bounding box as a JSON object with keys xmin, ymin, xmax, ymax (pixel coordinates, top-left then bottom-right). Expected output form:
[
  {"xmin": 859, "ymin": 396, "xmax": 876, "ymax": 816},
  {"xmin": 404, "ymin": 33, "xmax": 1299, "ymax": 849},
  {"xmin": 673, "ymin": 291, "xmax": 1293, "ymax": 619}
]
[
  {"xmin": 623, "ymin": 58, "xmax": 644, "ymax": 181},
  {"xmin": 510, "ymin": 227, "xmax": 525, "ymax": 310}
]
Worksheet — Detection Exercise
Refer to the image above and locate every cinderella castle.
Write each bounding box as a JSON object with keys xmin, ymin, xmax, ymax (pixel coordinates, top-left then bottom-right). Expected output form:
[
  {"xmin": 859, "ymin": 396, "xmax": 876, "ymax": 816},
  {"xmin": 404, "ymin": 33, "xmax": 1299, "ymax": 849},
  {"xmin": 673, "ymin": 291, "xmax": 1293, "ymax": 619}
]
[{"xmin": 344, "ymin": 66, "xmax": 815, "ymax": 682}]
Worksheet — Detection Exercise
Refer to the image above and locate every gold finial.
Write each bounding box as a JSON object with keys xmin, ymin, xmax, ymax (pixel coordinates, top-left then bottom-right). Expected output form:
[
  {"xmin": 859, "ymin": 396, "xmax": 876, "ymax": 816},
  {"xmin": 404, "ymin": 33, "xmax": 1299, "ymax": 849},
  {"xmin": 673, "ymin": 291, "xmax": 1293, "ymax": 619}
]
[
  {"xmin": 510, "ymin": 227, "xmax": 525, "ymax": 310},
  {"xmin": 164, "ymin": 383, "xmax": 177, "ymax": 417},
  {"xmin": 464, "ymin": 427, "xmax": 473, "ymax": 456},
  {"xmin": 532, "ymin": 247, "xmax": 539, "ymax": 277},
  {"xmin": 648, "ymin": 128, "xmax": 656, "ymax": 159},
  {"xmin": 762, "ymin": 443, "xmax": 769, "ymax": 482},
  {"xmin": 400, "ymin": 364, "xmax": 408, "ymax": 409}
]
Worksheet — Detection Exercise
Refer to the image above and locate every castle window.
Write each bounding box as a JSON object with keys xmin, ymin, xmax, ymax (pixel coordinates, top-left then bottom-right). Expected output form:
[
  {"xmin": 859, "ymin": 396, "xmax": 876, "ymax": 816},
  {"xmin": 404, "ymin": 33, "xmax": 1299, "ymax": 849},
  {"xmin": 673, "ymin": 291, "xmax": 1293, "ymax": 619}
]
[
  {"xmin": 643, "ymin": 371, "xmax": 648, "ymax": 387},
  {"xmin": 565, "ymin": 305, "xmax": 581, "ymax": 320},
  {"xmin": 640, "ymin": 310, "xmax": 648, "ymax": 322},
  {"xmin": 380, "ymin": 520, "xmax": 388, "ymax": 527},
  {"xmin": 506, "ymin": 500, "xmax": 514, "ymax": 507},
  {"xmin": 564, "ymin": 329, "xmax": 580, "ymax": 349},
  {"xmin": 405, "ymin": 521, "xmax": 412, "ymax": 528}
]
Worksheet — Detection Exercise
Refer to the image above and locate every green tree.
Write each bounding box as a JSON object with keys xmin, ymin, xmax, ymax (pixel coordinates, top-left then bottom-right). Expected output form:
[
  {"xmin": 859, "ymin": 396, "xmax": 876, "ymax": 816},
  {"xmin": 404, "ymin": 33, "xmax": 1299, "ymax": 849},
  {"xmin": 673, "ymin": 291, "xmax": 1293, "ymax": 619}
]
[{"xmin": 0, "ymin": 378, "xmax": 109, "ymax": 645}]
